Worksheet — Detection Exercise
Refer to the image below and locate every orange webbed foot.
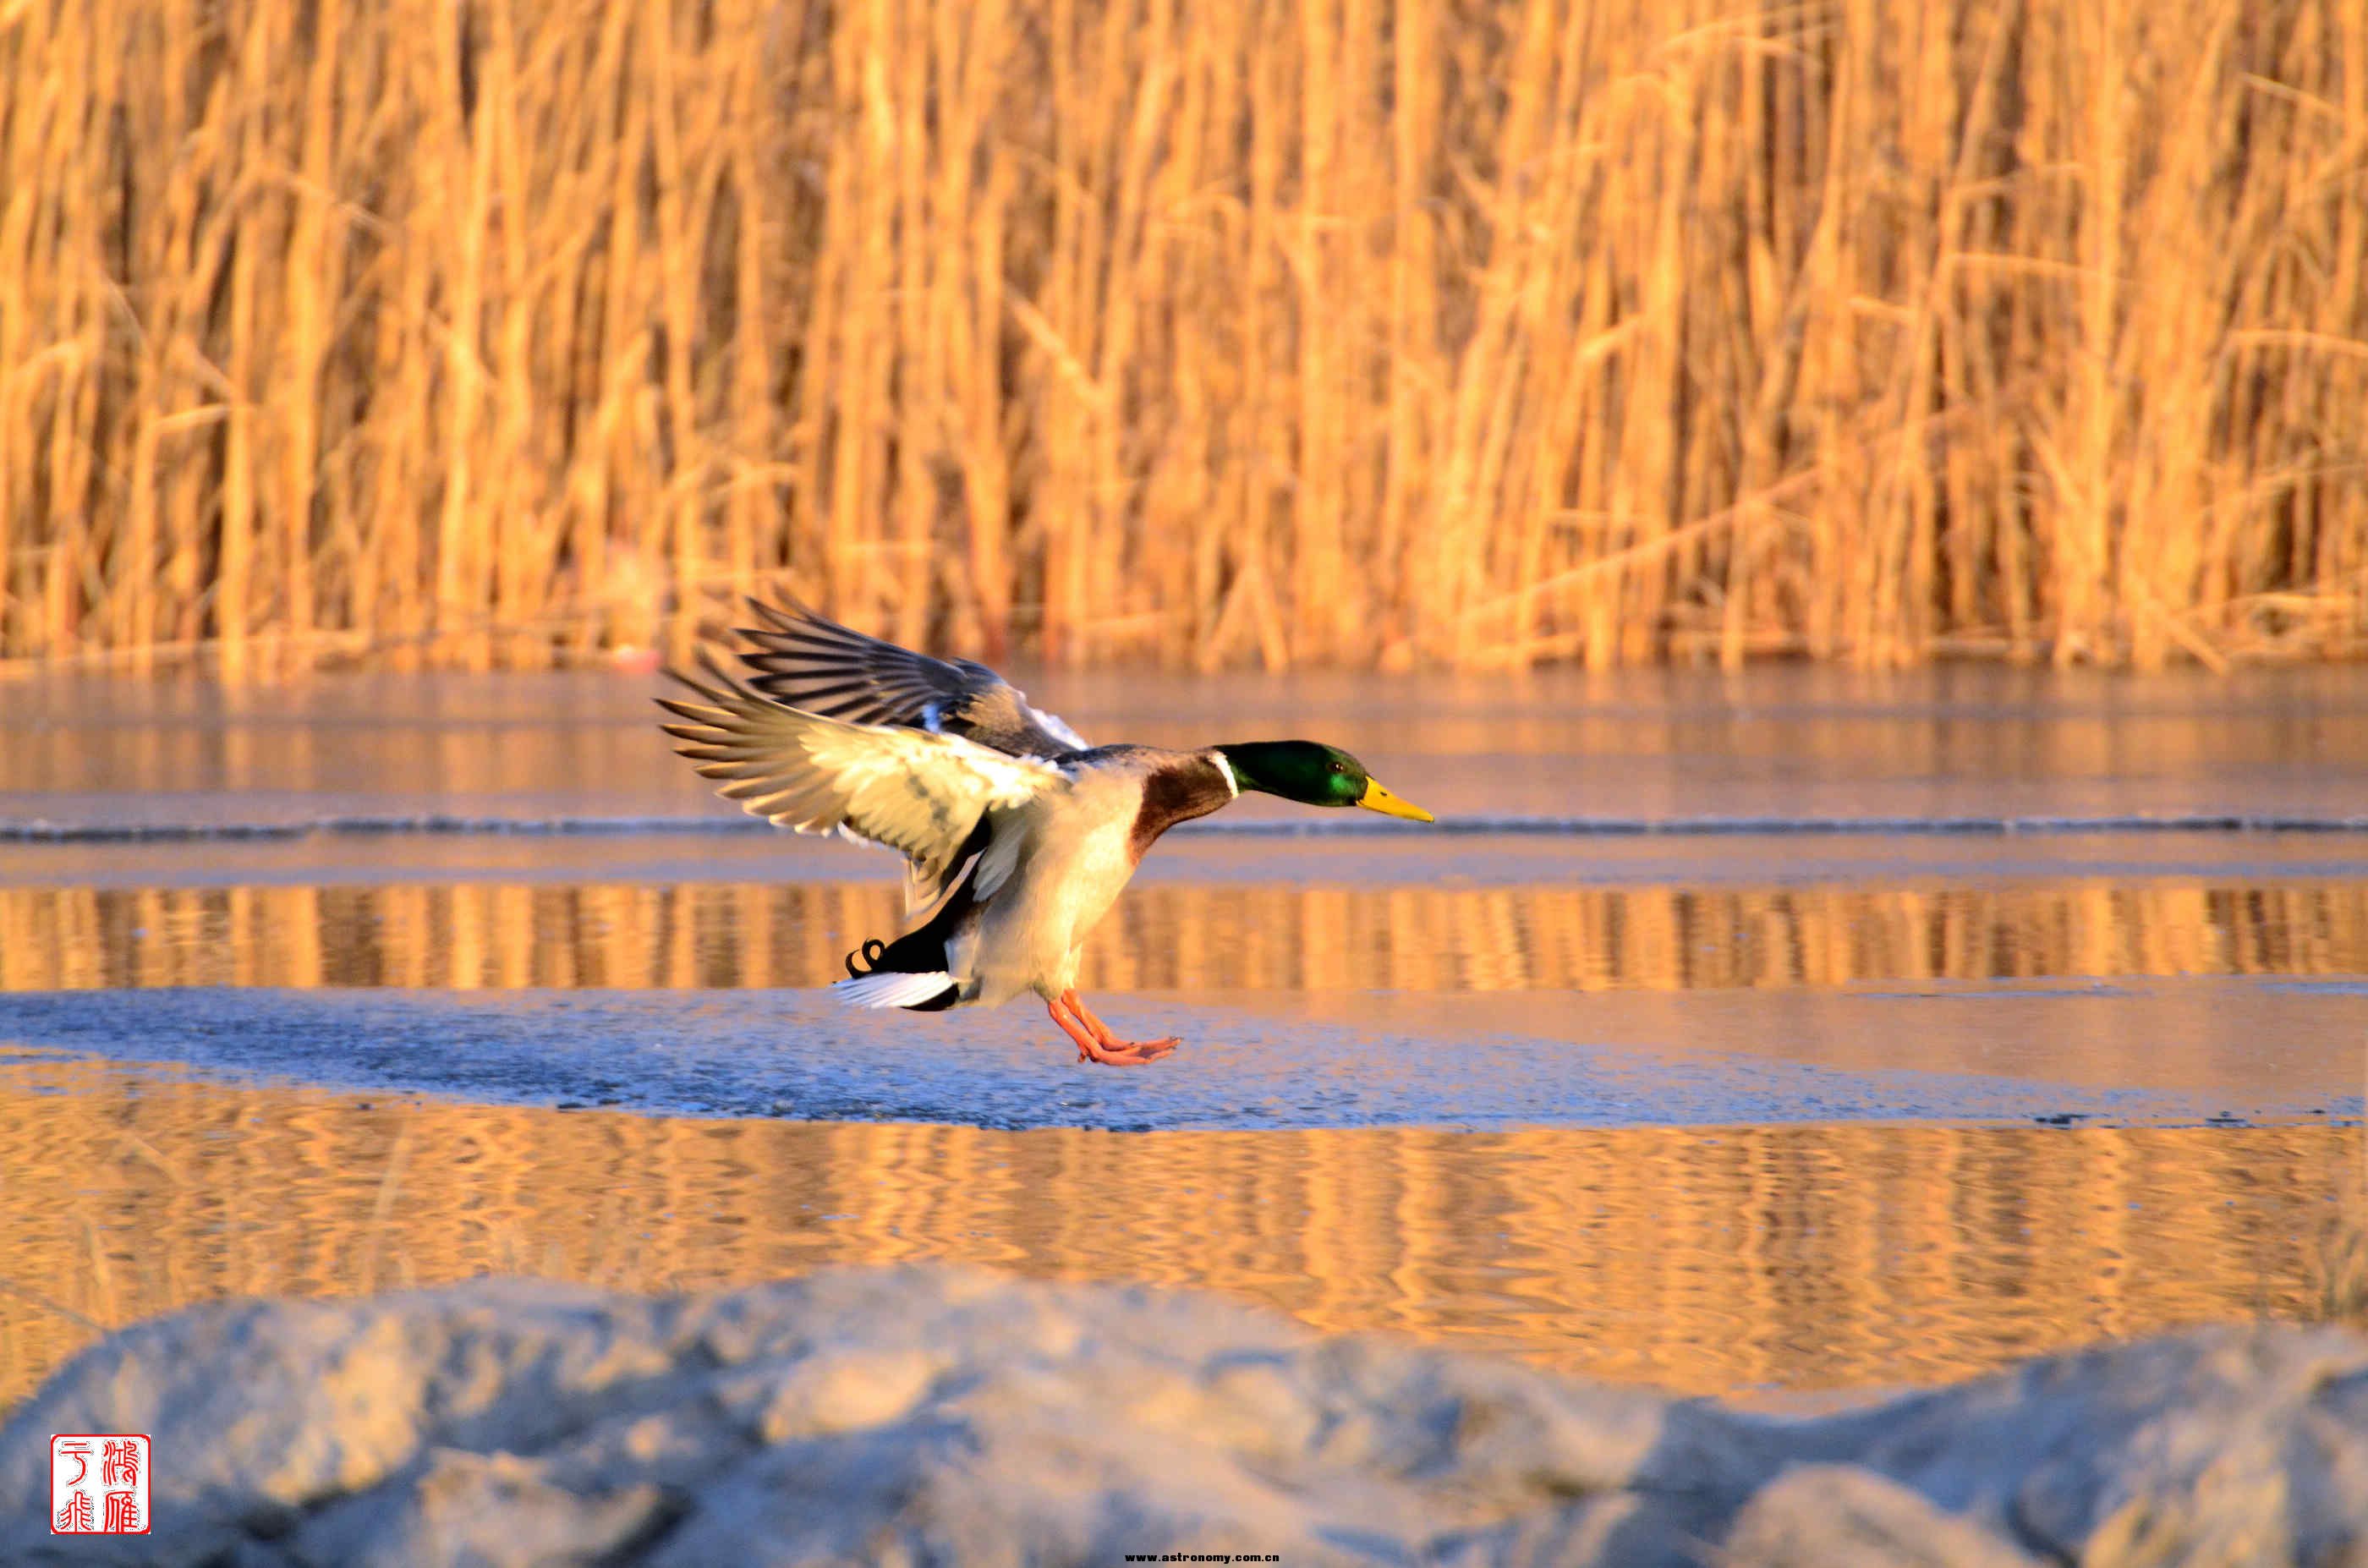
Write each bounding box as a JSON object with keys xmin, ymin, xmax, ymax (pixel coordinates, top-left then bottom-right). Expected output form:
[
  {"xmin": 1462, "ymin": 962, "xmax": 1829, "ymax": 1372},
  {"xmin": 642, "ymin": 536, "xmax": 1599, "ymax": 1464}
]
[{"xmin": 1050, "ymin": 994, "xmax": 1181, "ymax": 1066}]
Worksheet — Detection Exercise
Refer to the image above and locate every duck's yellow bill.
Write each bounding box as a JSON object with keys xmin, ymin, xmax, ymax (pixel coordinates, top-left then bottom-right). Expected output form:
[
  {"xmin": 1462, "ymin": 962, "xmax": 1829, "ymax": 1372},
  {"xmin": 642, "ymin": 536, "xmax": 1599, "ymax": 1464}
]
[{"xmin": 1357, "ymin": 777, "xmax": 1435, "ymax": 823}]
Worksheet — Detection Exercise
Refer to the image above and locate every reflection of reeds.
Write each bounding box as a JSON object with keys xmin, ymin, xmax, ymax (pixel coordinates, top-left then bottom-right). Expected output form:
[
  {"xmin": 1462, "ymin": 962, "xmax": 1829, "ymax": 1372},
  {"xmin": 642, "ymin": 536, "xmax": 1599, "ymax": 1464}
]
[
  {"xmin": 3, "ymin": 0, "xmax": 2365, "ymax": 675},
  {"xmin": 2306, "ymin": 1141, "xmax": 2368, "ymax": 1330},
  {"xmin": 3, "ymin": 879, "xmax": 2363, "ymax": 993},
  {"xmin": 0, "ymin": 1061, "xmax": 2351, "ymax": 1408},
  {"xmin": 2311, "ymin": 1212, "xmax": 2368, "ymax": 1330}
]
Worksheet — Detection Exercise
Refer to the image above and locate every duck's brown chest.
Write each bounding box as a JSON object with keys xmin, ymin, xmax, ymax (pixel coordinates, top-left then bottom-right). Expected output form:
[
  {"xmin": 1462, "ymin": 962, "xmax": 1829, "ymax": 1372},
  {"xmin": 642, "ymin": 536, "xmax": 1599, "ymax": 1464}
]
[{"xmin": 1127, "ymin": 758, "xmax": 1236, "ymax": 862}]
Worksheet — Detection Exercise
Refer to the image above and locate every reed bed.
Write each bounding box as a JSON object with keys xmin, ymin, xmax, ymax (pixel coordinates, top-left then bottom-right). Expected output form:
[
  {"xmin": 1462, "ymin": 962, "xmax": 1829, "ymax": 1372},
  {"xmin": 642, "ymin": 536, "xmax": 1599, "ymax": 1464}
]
[{"xmin": 3, "ymin": 0, "xmax": 2364, "ymax": 675}]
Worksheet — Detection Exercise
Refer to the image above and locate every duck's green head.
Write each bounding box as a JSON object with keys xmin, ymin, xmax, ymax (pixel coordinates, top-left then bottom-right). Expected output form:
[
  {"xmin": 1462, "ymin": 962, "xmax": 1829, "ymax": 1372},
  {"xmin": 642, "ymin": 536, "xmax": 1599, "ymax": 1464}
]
[{"xmin": 1214, "ymin": 742, "xmax": 1435, "ymax": 822}]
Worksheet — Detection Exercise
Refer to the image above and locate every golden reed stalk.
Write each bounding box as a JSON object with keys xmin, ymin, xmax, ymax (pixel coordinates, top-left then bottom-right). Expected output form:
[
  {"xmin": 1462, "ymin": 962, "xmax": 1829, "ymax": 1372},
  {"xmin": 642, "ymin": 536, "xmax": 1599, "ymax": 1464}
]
[{"xmin": 3, "ymin": 0, "xmax": 2364, "ymax": 676}]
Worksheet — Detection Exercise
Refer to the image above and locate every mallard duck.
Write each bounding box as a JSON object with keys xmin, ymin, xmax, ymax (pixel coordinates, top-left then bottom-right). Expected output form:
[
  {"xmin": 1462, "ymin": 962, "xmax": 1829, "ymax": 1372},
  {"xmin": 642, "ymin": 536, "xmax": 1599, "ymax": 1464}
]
[{"xmin": 656, "ymin": 600, "xmax": 1435, "ymax": 1066}]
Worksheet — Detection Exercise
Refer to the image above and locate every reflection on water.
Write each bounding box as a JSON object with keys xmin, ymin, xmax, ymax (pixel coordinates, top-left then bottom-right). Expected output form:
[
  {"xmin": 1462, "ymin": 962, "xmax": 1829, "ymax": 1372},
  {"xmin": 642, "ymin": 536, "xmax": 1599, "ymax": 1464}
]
[
  {"xmin": 7, "ymin": 665, "xmax": 2368, "ymax": 831},
  {"xmin": 0, "ymin": 1056, "xmax": 2352, "ymax": 1411},
  {"xmin": 7, "ymin": 667, "xmax": 2364, "ymax": 1415},
  {"xmin": 3, "ymin": 876, "xmax": 2363, "ymax": 993}
]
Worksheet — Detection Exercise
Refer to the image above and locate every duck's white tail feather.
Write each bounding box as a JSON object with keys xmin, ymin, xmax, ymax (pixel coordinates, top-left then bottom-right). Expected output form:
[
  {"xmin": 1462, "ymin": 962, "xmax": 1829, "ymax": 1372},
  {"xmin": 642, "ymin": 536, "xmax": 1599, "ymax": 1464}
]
[{"xmin": 832, "ymin": 970, "xmax": 957, "ymax": 1009}]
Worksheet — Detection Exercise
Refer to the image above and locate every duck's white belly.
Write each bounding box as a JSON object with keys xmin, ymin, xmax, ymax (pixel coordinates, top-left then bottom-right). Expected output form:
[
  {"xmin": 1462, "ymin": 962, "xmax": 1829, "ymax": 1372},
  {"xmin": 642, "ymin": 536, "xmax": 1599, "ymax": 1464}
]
[{"xmin": 963, "ymin": 787, "xmax": 1143, "ymax": 1006}]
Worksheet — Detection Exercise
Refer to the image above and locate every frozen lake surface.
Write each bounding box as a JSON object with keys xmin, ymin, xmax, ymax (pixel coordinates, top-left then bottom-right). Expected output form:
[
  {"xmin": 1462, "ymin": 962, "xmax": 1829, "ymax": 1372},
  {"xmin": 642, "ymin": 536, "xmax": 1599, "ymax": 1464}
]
[
  {"xmin": 0, "ymin": 664, "xmax": 2362, "ymax": 1402},
  {"xmin": 4, "ymin": 662, "xmax": 2365, "ymax": 833}
]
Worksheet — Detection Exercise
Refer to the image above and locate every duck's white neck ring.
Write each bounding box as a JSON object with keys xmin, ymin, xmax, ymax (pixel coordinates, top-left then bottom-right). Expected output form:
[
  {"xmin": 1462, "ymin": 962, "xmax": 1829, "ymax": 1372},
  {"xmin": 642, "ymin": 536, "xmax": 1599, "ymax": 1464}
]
[{"xmin": 1210, "ymin": 749, "xmax": 1240, "ymax": 798}]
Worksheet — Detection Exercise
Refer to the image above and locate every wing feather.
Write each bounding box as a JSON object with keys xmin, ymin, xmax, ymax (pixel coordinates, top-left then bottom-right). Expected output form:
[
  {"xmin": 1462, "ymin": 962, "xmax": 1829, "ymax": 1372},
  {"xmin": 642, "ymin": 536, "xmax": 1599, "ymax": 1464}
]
[
  {"xmin": 734, "ymin": 598, "xmax": 1089, "ymax": 759},
  {"xmin": 657, "ymin": 657, "xmax": 1061, "ymax": 886}
]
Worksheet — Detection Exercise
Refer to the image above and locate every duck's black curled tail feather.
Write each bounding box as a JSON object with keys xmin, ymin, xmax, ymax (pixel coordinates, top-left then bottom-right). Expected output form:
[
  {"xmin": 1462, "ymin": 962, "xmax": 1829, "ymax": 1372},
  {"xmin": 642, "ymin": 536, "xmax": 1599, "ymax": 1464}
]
[
  {"xmin": 833, "ymin": 814, "xmax": 998, "ymax": 1012},
  {"xmin": 836, "ymin": 926, "xmax": 959, "ymax": 1012}
]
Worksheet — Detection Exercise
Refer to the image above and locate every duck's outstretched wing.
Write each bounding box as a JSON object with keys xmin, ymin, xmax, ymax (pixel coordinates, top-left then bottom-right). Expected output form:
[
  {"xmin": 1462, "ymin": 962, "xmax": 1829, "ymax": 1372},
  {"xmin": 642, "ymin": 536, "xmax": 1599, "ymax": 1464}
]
[
  {"xmin": 657, "ymin": 657, "xmax": 1063, "ymax": 890},
  {"xmin": 732, "ymin": 597, "xmax": 1089, "ymax": 761}
]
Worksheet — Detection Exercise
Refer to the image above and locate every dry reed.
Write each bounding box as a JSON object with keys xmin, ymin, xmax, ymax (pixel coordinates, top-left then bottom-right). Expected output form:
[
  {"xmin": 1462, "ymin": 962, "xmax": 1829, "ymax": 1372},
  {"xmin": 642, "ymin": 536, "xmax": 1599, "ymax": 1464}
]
[{"xmin": 3, "ymin": 0, "xmax": 2365, "ymax": 675}]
